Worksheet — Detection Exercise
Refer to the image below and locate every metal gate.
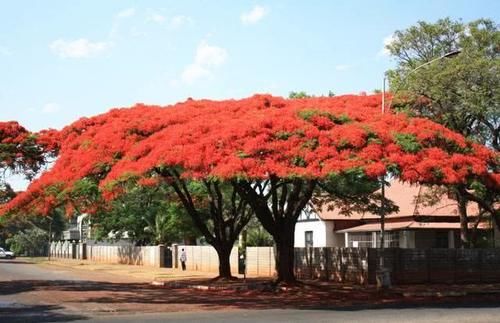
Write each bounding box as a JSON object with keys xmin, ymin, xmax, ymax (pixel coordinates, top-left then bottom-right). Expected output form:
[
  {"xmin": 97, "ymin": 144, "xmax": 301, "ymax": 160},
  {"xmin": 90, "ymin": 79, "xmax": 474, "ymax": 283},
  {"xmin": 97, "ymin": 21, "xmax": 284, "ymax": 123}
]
[{"xmin": 164, "ymin": 246, "xmax": 173, "ymax": 268}]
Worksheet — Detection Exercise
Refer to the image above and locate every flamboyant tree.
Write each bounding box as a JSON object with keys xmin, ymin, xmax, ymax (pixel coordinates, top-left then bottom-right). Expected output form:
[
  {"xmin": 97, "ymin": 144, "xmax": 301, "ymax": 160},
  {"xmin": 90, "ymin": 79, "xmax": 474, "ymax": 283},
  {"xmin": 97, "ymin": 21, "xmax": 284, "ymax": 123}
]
[
  {"xmin": 0, "ymin": 121, "xmax": 57, "ymax": 182},
  {"xmin": 0, "ymin": 121, "xmax": 59, "ymax": 247},
  {"xmin": 1, "ymin": 94, "xmax": 498, "ymax": 282}
]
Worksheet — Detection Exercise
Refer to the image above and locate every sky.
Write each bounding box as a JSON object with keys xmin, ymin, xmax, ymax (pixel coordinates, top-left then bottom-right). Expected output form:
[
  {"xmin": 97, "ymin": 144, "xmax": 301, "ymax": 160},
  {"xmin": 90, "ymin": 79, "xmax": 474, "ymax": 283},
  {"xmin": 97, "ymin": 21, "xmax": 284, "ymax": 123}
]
[{"xmin": 1, "ymin": 1, "xmax": 499, "ymax": 133}]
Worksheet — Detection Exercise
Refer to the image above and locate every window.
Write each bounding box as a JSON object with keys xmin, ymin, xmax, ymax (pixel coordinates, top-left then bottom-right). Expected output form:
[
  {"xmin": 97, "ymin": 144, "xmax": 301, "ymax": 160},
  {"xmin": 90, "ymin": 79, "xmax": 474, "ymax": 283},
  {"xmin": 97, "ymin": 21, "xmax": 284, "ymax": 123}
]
[
  {"xmin": 347, "ymin": 231, "xmax": 400, "ymax": 248},
  {"xmin": 305, "ymin": 231, "xmax": 313, "ymax": 248},
  {"xmin": 375, "ymin": 231, "xmax": 400, "ymax": 248},
  {"xmin": 348, "ymin": 232, "xmax": 373, "ymax": 248}
]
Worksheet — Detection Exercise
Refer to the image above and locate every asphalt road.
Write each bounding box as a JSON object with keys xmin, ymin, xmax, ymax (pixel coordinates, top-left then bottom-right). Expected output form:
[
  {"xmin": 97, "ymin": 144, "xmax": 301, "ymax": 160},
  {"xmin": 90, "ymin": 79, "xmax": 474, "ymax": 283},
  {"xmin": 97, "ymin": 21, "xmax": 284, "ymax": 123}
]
[
  {"xmin": 73, "ymin": 308, "xmax": 500, "ymax": 323},
  {"xmin": 2, "ymin": 259, "xmax": 500, "ymax": 323}
]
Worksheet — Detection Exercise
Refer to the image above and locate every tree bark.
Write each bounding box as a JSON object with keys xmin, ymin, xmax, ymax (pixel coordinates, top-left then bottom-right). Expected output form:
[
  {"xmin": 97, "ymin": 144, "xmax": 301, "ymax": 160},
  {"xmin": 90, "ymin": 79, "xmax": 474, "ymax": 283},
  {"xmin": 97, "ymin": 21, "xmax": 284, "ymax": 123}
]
[
  {"xmin": 233, "ymin": 178, "xmax": 316, "ymax": 284},
  {"xmin": 214, "ymin": 243, "xmax": 234, "ymax": 279},
  {"xmin": 456, "ymin": 189, "xmax": 470, "ymax": 248},
  {"xmin": 274, "ymin": 223, "xmax": 296, "ymax": 283},
  {"xmin": 159, "ymin": 169, "xmax": 253, "ymax": 280}
]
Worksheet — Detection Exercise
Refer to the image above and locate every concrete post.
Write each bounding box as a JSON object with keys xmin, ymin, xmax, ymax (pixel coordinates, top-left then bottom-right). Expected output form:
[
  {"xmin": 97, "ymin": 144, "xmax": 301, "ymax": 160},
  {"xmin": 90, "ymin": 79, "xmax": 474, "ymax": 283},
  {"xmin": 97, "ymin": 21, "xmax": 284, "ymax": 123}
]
[
  {"xmin": 172, "ymin": 244, "xmax": 178, "ymax": 269},
  {"xmin": 158, "ymin": 245, "xmax": 165, "ymax": 268},
  {"xmin": 448, "ymin": 230, "xmax": 455, "ymax": 249},
  {"xmin": 80, "ymin": 243, "xmax": 87, "ymax": 260},
  {"xmin": 71, "ymin": 241, "xmax": 77, "ymax": 259}
]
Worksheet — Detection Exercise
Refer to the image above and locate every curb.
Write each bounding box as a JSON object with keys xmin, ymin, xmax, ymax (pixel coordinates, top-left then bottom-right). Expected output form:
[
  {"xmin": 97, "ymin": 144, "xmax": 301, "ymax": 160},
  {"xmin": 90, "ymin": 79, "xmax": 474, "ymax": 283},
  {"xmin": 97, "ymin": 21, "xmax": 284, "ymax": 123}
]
[
  {"xmin": 402, "ymin": 291, "xmax": 467, "ymax": 297},
  {"xmin": 151, "ymin": 280, "xmax": 274, "ymax": 291},
  {"xmin": 401, "ymin": 289, "xmax": 500, "ymax": 298}
]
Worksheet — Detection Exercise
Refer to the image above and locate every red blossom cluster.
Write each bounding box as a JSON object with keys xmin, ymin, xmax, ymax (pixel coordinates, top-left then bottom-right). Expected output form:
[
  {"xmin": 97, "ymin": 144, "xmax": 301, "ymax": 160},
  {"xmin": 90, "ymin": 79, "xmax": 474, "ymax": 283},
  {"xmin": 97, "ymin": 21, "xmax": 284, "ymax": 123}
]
[
  {"xmin": 1, "ymin": 94, "xmax": 498, "ymax": 216},
  {"xmin": 0, "ymin": 121, "xmax": 58, "ymax": 177},
  {"xmin": 0, "ymin": 122, "xmax": 31, "ymax": 168}
]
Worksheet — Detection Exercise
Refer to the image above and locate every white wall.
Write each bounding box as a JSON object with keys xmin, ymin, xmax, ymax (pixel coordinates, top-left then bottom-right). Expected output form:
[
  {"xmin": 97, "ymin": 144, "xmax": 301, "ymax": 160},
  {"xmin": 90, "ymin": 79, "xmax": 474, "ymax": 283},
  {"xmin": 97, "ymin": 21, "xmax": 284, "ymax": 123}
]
[
  {"xmin": 246, "ymin": 246, "xmax": 275, "ymax": 277},
  {"xmin": 295, "ymin": 207, "xmax": 346, "ymax": 248},
  {"xmin": 175, "ymin": 245, "xmax": 238, "ymax": 274},
  {"xmin": 295, "ymin": 220, "xmax": 327, "ymax": 247}
]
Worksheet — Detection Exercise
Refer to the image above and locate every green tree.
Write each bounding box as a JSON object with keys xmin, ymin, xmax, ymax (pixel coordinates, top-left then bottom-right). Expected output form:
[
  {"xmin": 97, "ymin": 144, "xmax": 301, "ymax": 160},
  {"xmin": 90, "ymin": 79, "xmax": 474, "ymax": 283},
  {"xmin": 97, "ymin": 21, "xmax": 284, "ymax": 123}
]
[
  {"xmin": 6, "ymin": 227, "xmax": 48, "ymax": 256},
  {"xmin": 0, "ymin": 207, "xmax": 66, "ymax": 250},
  {"xmin": 386, "ymin": 17, "xmax": 500, "ymax": 247},
  {"xmin": 289, "ymin": 90, "xmax": 336, "ymax": 98},
  {"xmin": 289, "ymin": 91, "xmax": 311, "ymax": 99},
  {"xmin": 72, "ymin": 178, "xmax": 199, "ymax": 246},
  {"xmin": 0, "ymin": 183, "xmax": 16, "ymax": 204},
  {"xmin": 387, "ymin": 18, "xmax": 499, "ymax": 149},
  {"xmin": 245, "ymin": 216, "xmax": 273, "ymax": 247}
]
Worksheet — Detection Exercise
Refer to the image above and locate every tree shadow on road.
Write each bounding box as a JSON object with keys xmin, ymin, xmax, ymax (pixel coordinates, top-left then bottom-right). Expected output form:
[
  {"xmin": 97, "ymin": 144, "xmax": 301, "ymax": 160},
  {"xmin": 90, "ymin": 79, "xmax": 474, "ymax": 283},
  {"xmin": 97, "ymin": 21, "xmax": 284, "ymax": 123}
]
[
  {"xmin": 0, "ymin": 303, "xmax": 87, "ymax": 322},
  {"xmin": 0, "ymin": 259, "xmax": 35, "ymax": 265},
  {"xmin": 1, "ymin": 279, "xmax": 500, "ymax": 313}
]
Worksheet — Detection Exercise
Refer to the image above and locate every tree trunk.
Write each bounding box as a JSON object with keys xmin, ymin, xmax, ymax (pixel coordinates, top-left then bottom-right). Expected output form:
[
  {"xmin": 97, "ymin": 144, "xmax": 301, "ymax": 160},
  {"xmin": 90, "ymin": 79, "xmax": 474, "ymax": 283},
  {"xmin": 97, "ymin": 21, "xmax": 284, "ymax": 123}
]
[
  {"xmin": 274, "ymin": 223, "xmax": 296, "ymax": 284},
  {"xmin": 456, "ymin": 190, "xmax": 470, "ymax": 248},
  {"xmin": 215, "ymin": 243, "xmax": 234, "ymax": 279},
  {"xmin": 232, "ymin": 178, "xmax": 316, "ymax": 285}
]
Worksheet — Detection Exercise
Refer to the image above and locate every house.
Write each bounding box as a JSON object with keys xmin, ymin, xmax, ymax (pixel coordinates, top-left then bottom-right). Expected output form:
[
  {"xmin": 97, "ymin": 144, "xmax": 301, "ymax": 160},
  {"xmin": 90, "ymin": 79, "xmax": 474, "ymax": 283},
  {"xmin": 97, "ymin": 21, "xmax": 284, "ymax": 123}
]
[{"xmin": 295, "ymin": 181, "xmax": 493, "ymax": 249}]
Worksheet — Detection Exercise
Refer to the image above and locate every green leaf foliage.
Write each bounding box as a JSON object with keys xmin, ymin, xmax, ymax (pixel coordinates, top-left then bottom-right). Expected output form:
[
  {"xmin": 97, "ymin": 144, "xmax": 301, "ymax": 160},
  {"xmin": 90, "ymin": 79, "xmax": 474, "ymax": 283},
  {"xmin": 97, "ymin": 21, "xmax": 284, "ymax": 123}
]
[{"xmin": 393, "ymin": 133, "xmax": 422, "ymax": 153}]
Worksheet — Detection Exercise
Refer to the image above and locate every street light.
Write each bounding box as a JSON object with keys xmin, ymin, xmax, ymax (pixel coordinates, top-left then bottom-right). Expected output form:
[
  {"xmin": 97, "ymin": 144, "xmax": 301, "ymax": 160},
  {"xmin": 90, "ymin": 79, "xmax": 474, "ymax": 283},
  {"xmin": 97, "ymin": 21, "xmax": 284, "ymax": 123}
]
[
  {"xmin": 47, "ymin": 215, "xmax": 53, "ymax": 261},
  {"xmin": 377, "ymin": 49, "xmax": 461, "ymax": 288},
  {"xmin": 382, "ymin": 50, "xmax": 461, "ymax": 113}
]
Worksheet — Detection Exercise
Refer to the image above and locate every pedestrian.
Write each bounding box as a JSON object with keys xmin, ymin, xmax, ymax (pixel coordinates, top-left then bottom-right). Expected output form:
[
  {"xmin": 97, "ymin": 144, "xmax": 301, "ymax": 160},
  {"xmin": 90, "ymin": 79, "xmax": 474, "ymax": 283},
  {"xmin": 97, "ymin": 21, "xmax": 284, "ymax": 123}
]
[{"xmin": 180, "ymin": 248, "xmax": 187, "ymax": 271}]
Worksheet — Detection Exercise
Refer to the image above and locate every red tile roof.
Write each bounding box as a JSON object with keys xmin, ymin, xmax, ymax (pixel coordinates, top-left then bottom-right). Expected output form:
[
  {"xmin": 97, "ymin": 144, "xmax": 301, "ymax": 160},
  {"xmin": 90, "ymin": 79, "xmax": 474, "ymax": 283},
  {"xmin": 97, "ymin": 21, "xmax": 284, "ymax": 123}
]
[
  {"xmin": 336, "ymin": 221, "xmax": 490, "ymax": 233},
  {"xmin": 317, "ymin": 181, "xmax": 479, "ymax": 221}
]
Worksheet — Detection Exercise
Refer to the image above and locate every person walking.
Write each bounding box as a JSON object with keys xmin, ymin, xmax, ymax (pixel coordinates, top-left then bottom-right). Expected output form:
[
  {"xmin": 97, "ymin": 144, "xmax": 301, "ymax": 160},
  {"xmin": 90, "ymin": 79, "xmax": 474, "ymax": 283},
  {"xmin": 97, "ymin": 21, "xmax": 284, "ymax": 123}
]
[{"xmin": 180, "ymin": 248, "xmax": 187, "ymax": 271}]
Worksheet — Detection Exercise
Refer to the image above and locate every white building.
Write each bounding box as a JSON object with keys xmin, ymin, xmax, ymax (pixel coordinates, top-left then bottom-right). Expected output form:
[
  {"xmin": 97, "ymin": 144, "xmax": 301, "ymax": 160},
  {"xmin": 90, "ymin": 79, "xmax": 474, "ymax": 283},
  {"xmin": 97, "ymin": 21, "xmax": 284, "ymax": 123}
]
[{"xmin": 295, "ymin": 181, "xmax": 491, "ymax": 249}]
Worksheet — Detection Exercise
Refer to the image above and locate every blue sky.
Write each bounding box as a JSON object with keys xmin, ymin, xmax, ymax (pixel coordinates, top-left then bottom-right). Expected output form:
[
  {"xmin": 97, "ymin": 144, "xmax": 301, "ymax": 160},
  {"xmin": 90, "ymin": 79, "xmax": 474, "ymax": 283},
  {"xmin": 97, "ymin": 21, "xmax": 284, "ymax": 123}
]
[{"xmin": 1, "ymin": 0, "xmax": 499, "ymax": 133}]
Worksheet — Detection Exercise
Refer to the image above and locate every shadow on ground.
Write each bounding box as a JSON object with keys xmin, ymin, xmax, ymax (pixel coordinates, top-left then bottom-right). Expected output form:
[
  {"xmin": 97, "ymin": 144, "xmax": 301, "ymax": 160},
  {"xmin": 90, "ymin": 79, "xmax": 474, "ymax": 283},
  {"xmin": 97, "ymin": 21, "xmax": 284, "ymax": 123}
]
[
  {"xmin": 0, "ymin": 259, "xmax": 35, "ymax": 265},
  {"xmin": 0, "ymin": 303, "xmax": 87, "ymax": 322},
  {"xmin": 1, "ymin": 279, "xmax": 500, "ymax": 312}
]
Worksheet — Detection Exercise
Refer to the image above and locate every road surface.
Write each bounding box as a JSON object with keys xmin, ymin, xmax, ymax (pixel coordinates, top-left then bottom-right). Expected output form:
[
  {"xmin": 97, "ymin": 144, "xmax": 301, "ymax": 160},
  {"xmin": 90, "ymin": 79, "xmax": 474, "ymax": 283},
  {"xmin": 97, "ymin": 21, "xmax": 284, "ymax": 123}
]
[{"xmin": 1, "ymin": 258, "xmax": 500, "ymax": 322}]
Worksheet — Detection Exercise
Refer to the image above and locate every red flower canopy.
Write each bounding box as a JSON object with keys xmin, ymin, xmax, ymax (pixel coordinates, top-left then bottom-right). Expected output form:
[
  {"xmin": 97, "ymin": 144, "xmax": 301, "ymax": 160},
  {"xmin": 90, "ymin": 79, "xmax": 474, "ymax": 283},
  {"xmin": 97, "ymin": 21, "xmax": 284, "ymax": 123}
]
[{"xmin": 2, "ymin": 94, "xmax": 498, "ymax": 215}]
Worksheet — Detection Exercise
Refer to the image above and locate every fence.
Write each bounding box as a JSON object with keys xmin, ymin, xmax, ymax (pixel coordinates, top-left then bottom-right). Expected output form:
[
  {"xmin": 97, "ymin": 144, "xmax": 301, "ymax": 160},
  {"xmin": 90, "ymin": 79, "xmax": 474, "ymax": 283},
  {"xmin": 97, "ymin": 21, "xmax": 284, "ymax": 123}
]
[
  {"xmin": 246, "ymin": 247, "xmax": 275, "ymax": 277},
  {"xmin": 48, "ymin": 241, "xmax": 500, "ymax": 284},
  {"xmin": 49, "ymin": 241, "xmax": 77, "ymax": 259},
  {"xmin": 49, "ymin": 242, "xmax": 164, "ymax": 268},
  {"xmin": 245, "ymin": 247, "xmax": 500, "ymax": 285},
  {"xmin": 294, "ymin": 247, "xmax": 368, "ymax": 283},
  {"xmin": 367, "ymin": 248, "xmax": 500, "ymax": 284},
  {"xmin": 244, "ymin": 247, "xmax": 368, "ymax": 283},
  {"xmin": 174, "ymin": 245, "xmax": 238, "ymax": 275},
  {"xmin": 87, "ymin": 244, "xmax": 163, "ymax": 267}
]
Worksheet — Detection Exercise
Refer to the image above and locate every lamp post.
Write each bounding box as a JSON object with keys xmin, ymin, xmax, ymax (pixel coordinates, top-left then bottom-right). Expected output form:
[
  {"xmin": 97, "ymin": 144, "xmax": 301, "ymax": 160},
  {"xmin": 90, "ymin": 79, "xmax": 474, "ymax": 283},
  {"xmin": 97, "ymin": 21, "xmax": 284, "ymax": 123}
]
[
  {"xmin": 382, "ymin": 50, "xmax": 461, "ymax": 113},
  {"xmin": 47, "ymin": 215, "xmax": 53, "ymax": 261},
  {"xmin": 377, "ymin": 49, "xmax": 461, "ymax": 288}
]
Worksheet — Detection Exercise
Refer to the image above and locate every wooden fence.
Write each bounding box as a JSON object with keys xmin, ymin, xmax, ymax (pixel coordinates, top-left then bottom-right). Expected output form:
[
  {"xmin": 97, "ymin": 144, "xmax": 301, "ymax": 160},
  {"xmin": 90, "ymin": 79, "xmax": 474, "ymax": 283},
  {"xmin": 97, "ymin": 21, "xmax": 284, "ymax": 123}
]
[
  {"xmin": 294, "ymin": 247, "xmax": 368, "ymax": 283},
  {"xmin": 245, "ymin": 247, "xmax": 500, "ymax": 285},
  {"xmin": 367, "ymin": 248, "xmax": 500, "ymax": 284}
]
